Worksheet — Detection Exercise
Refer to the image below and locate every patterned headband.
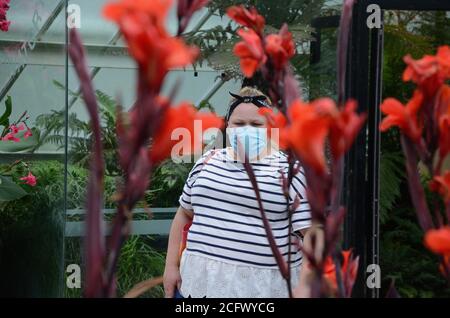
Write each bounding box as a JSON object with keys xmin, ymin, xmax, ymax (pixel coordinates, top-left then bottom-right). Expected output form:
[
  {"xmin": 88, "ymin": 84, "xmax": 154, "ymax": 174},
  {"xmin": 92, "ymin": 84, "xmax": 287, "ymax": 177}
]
[{"xmin": 225, "ymin": 92, "xmax": 270, "ymax": 121}]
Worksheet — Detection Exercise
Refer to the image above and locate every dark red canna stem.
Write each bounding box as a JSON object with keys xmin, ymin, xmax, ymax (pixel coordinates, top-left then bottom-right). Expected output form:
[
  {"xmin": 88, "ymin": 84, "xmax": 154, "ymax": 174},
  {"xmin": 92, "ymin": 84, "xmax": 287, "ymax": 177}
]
[
  {"xmin": 337, "ymin": 0, "xmax": 356, "ymax": 107},
  {"xmin": 242, "ymin": 159, "xmax": 289, "ymax": 280},
  {"xmin": 68, "ymin": 29, "xmax": 105, "ymax": 297},
  {"xmin": 401, "ymin": 135, "xmax": 434, "ymax": 231}
]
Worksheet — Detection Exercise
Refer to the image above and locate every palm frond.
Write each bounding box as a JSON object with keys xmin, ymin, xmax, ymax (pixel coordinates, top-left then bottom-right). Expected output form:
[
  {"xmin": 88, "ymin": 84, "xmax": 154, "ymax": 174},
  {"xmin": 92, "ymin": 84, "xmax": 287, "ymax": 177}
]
[
  {"xmin": 380, "ymin": 151, "xmax": 406, "ymax": 224},
  {"xmin": 96, "ymin": 90, "xmax": 117, "ymax": 121}
]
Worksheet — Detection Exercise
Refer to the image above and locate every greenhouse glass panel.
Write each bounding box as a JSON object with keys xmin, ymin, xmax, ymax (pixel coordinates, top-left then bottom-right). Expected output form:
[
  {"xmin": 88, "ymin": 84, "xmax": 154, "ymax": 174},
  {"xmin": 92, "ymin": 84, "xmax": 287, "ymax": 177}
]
[{"xmin": 0, "ymin": 0, "xmax": 66, "ymax": 297}]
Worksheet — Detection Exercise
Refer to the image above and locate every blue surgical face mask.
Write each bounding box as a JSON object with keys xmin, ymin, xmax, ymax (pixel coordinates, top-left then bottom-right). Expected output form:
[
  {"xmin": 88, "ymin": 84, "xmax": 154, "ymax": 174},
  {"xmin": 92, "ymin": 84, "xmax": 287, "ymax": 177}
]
[{"xmin": 227, "ymin": 126, "xmax": 267, "ymax": 160}]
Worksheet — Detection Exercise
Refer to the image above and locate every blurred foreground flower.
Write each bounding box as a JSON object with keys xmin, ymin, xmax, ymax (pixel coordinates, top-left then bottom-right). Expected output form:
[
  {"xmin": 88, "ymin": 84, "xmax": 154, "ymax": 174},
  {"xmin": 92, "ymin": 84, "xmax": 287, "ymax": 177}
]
[
  {"xmin": 71, "ymin": 0, "xmax": 219, "ymax": 297},
  {"xmin": 322, "ymin": 250, "xmax": 359, "ymax": 297},
  {"xmin": 228, "ymin": 1, "xmax": 363, "ymax": 298}
]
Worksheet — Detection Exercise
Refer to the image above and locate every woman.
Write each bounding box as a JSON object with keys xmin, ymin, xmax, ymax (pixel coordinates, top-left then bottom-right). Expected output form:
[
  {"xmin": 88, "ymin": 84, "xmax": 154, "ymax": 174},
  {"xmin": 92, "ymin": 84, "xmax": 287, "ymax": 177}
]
[{"xmin": 163, "ymin": 86, "xmax": 319, "ymax": 298}]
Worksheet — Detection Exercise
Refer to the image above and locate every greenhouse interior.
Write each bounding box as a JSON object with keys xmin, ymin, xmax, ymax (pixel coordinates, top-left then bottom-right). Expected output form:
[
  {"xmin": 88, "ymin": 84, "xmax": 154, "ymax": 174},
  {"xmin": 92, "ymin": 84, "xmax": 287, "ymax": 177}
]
[{"xmin": 0, "ymin": 0, "xmax": 450, "ymax": 300}]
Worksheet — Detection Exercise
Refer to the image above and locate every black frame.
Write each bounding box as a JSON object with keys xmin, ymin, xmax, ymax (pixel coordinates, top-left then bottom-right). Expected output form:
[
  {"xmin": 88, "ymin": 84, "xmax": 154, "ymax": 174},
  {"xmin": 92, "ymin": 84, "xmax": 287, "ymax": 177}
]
[
  {"xmin": 343, "ymin": 0, "xmax": 450, "ymax": 298},
  {"xmin": 310, "ymin": 15, "xmax": 340, "ymax": 65}
]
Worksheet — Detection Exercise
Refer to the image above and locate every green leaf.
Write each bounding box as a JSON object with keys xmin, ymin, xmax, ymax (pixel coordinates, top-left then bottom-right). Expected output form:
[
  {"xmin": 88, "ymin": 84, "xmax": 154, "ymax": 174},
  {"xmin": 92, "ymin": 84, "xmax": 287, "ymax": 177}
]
[
  {"xmin": 0, "ymin": 175, "xmax": 27, "ymax": 201},
  {"xmin": 96, "ymin": 90, "xmax": 117, "ymax": 120},
  {"xmin": 380, "ymin": 151, "xmax": 405, "ymax": 224},
  {"xmin": 0, "ymin": 127, "xmax": 40, "ymax": 152},
  {"xmin": 53, "ymin": 80, "xmax": 80, "ymax": 99},
  {"xmin": 0, "ymin": 95, "xmax": 12, "ymax": 127}
]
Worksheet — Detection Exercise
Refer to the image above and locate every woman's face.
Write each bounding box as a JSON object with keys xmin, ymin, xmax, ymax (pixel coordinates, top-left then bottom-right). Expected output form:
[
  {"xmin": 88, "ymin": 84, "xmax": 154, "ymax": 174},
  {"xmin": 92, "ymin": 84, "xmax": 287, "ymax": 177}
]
[{"xmin": 227, "ymin": 102, "xmax": 267, "ymax": 128}]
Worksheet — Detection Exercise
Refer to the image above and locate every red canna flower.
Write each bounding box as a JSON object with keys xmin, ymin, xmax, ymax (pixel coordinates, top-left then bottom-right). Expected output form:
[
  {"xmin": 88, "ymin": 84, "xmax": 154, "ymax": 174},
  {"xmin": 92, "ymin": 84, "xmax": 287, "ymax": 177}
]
[
  {"xmin": 259, "ymin": 107, "xmax": 289, "ymax": 149},
  {"xmin": 323, "ymin": 255, "xmax": 339, "ymax": 291},
  {"xmin": 329, "ymin": 99, "xmax": 367, "ymax": 161},
  {"xmin": 424, "ymin": 226, "xmax": 450, "ymax": 256},
  {"xmin": 20, "ymin": 171, "xmax": 37, "ymax": 187},
  {"xmin": 148, "ymin": 102, "xmax": 223, "ymax": 164},
  {"xmin": 403, "ymin": 45, "xmax": 450, "ymax": 97},
  {"xmin": 261, "ymin": 98, "xmax": 364, "ymax": 174},
  {"xmin": 380, "ymin": 89, "xmax": 424, "ymax": 142},
  {"xmin": 103, "ymin": 0, "xmax": 199, "ymax": 89},
  {"xmin": 436, "ymin": 85, "xmax": 450, "ymax": 158},
  {"xmin": 233, "ymin": 28, "xmax": 267, "ymax": 78},
  {"xmin": 435, "ymin": 84, "xmax": 450, "ymax": 120},
  {"xmin": 226, "ymin": 5, "xmax": 265, "ymax": 34},
  {"xmin": 103, "ymin": 0, "xmax": 172, "ymax": 32},
  {"xmin": 288, "ymin": 99, "xmax": 334, "ymax": 175},
  {"xmin": 323, "ymin": 250, "xmax": 359, "ymax": 297},
  {"xmin": 429, "ymin": 171, "xmax": 450, "ymax": 203},
  {"xmin": 136, "ymin": 33, "xmax": 198, "ymax": 89},
  {"xmin": 265, "ymin": 24, "xmax": 296, "ymax": 71}
]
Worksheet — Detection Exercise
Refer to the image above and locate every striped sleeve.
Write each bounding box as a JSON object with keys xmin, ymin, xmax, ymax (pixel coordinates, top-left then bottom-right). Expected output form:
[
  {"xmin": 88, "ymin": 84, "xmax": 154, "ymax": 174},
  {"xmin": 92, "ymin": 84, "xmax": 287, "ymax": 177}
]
[
  {"xmin": 289, "ymin": 167, "xmax": 312, "ymax": 232},
  {"xmin": 178, "ymin": 150, "xmax": 213, "ymax": 211}
]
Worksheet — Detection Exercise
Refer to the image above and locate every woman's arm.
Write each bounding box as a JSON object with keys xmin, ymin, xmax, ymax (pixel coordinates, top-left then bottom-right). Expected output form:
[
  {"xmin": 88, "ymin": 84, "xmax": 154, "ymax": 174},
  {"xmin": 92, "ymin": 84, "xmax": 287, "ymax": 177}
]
[
  {"xmin": 163, "ymin": 206, "xmax": 193, "ymax": 298},
  {"xmin": 294, "ymin": 223, "xmax": 325, "ymax": 298}
]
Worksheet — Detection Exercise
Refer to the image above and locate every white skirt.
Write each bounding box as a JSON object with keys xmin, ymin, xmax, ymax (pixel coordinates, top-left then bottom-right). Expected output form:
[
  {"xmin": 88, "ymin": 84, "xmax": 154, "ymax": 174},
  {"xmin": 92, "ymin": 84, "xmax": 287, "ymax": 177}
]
[{"xmin": 179, "ymin": 251, "xmax": 301, "ymax": 298}]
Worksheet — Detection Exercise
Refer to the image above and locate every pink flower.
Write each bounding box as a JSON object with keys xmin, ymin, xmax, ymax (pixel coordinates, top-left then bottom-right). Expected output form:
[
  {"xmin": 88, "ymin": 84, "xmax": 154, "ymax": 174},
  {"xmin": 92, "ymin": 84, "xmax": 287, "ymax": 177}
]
[
  {"xmin": 0, "ymin": 0, "xmax": 11, "ymax": 32},
  {"xmin": 9, "ymin": 125, "xmax": 18, "ymax": 134},
  {"xmin": 2, "ymin": 132, "xmax": 20, "ymax": 142},
  {"xmin": 10, "ymin": 124, "xmax": 25, "ymax": 134},
  {"xmin": 20, "ymin": 172, "xmax": 37, "ymax": 187},
  {"xmin": 0, "ymin": 0, "xmax": 10, "ymax": 8},
  {"xmin": 24, "ymin": 129, "xmax": 33, "ymax": 139},
  {"xmin": 0, "ymin": 20, "xmax": 10, "ymax": 32}
]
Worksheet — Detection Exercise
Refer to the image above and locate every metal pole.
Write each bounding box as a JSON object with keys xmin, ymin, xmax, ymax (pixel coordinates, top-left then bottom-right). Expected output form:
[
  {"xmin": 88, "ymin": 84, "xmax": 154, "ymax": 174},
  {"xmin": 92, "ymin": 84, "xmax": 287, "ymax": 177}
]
[
  {"xmin": 367, "ymin": 9, "xmax": 384, "ymax": 299},
  {"xmin": 343, "ymin": 0, "xmax": 371, "ymax": 297}
]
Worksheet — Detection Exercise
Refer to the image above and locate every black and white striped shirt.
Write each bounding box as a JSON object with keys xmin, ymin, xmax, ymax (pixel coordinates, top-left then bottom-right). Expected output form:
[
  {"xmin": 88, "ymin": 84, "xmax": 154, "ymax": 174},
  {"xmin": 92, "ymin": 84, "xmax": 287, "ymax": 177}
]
[{"xmin": 179, "ymin": 148, "xmax": 312, "ymax": 269}]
